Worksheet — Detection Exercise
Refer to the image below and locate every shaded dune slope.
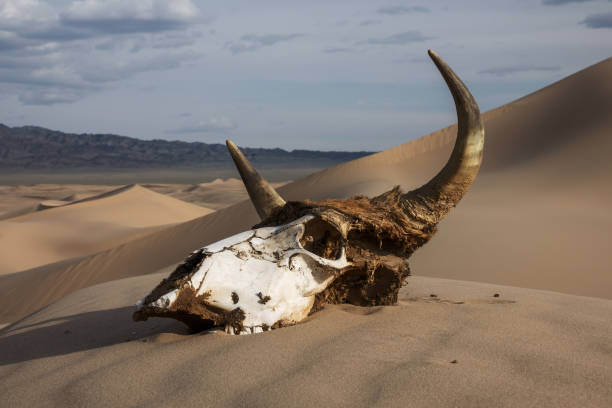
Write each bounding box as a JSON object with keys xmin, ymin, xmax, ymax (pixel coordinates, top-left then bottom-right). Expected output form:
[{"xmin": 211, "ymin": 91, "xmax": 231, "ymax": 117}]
[{"xmin": 1, "ymin": 57, "xmax": 611, "ymax": 324}]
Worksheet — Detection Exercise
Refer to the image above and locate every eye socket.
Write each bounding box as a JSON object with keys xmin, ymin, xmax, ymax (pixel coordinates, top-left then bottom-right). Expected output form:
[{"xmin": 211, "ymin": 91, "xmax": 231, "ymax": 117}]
[{"xmin": 299, "ymin": 218, "xmax": 343, "ymax": 260}]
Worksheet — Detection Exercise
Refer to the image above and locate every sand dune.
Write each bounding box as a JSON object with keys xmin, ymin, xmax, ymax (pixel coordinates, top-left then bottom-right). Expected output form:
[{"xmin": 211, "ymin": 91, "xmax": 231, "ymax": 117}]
[
  {"xmin": 1, "ymin": 273, "xmax": 610, "ymax": 407},
  {"xmin": 144, "ymin": 178, "xmax": 289, "ymax": 210},
  {"xmin": 1, "ymin": 57, "xmax": 611, "ymax": 326},
  {"xmin": 1, "ymin": 57, "xmax": 611, "ymax": 407},
  {"xmin": 0, "ymin": 184, "xmax": 115, "ymax": 220},
  {"xmin": 0, "ymin": 184, "xmax": 212, "ymax": 276}
]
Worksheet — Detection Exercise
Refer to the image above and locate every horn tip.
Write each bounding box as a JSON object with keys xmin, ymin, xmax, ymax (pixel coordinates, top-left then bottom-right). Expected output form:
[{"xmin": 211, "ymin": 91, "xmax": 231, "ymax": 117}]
[{"xmin": 226, "ymin": 140, "xmax": 240, "ymax": 156}]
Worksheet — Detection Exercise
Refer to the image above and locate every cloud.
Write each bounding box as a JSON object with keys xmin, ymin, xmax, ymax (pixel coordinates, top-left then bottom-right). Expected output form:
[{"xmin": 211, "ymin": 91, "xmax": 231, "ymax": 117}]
[
  {"xmin": 21, "ymin": 26, "xmax": 95, "ymax": 42},
  {"xmin": 0, "ymin": 0, "xmax": 55, "ymax": 26},
  {"xmin": 79, "ymin": 49, "xmax": 201, "ymax": 83},
  {"xmin": 225, "ymin": 33, "xmax": 303, "ymax": 55},
  {"xmin": 18, "ymin": 88, "xmax": 85, "ymax": 105},
  {"xmin": 542, "ymin": 0, "xmax": 593, "ymax": 5},
  {"xmin": 0, "ymin": 31, "xmax": 29, "ymax": 51},
  {"xmin": 0, "ymin": 0, "xmax": 206, "ymax": 105},
  {"xmin": 377, "ymin": 6, "xmax": 430, "ymax": 15},
  {"xmin": 60, "ymin": 0, "xmax": 201, "ymax": 34},
  {"xmin": 0, "ymin": 0, "xmax": 68, "ymax": 42},
  {"xmin": 0, "ymin": 38, "xmax": 203, "ymax": 90},
  {"xmin": 0, "ymin": 0, "xmax": 203, "ymax": 43},
  {"xmin": 359, "ymin": 19, "xmax": 382, "ymax": 26},
  {"xmin": 363, "ymin": 31, "xmax": 433, "ymax": 45},
  {"xmin": 580, "ymin": 12, "xmax": 612, "ymax": 28},
  {"xmin": 168, "ymin": 117, "xmax": 237, "ymax": 134},
  {"xmin": 479, "ymin": 65, "xmax": 561, "ymax": 77},
  {"xmin": 0, "ymin": 61, "xmax": 91, "ymax": 89}
]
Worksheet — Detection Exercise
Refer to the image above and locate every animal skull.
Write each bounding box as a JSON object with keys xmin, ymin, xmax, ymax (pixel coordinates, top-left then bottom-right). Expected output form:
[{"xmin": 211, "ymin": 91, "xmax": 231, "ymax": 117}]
[
  {"xmin": 133, "ymin": 50, "xmax": 485, "ymax": 334},
  {"xmin": 135, "ymin": 215, "xmax": 350, "ymax": 334}
]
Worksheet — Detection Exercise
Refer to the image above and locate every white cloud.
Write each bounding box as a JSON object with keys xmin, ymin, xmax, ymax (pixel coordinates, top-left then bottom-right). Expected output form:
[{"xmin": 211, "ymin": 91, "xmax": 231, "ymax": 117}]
[
  {"xmin": 60, "ymin": 0, "xmax": 202, "ymax": 34},
  {"xmin": 0, "ymin": 0, "xmax": 205, "ymax": 105},
  {"xmin": 0, "ymin": 0, "xmax": 59, "ymax": 43},
  {"xmin": 0, "ymin": 0, "xmax": 55, "ymax": 25},
  {"xmin": 63, "ymin": 0, "xmax": 199, "ymax": 22}
]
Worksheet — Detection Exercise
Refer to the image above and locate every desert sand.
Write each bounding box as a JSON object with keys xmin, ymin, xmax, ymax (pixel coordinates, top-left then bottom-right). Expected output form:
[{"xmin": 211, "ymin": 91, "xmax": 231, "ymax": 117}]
[
  {"xmin": 0, "ymin": 178, "xmax": 286, "ymax": 219},
  {"xmin": 143, "ymin": 178, "xmax": 288, "ymax": 210},
  {"xmin": 0, "ymin": 184, "xmax": 212, "ymax": 275},
  {"xmin": 1, "ymin": 57, "xmax": 611, "ymax": 407},
  {"xmin": 1, "ymin": 273, "xmax": 610, "ymax": 407},
  {"xmin": 0, "ymin": 184, "xmax": 114, "ymax": 219}
]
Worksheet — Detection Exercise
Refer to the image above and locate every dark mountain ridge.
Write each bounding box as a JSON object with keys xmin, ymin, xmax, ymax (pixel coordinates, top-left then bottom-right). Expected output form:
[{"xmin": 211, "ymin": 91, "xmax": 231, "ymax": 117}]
[{"xmin": 0, "ymin": 124, "xmax": 374, "ymax": 169}]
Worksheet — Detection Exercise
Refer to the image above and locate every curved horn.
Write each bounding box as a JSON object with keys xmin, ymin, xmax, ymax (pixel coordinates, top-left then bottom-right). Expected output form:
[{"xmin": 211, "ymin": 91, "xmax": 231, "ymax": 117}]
[
  {"xmin": 226, "ymin": 140, "xmax": 286, "ymax": 220},
  {"xmin": 402, "ymin": 50, "xmax": 485, "ymax": 223}
]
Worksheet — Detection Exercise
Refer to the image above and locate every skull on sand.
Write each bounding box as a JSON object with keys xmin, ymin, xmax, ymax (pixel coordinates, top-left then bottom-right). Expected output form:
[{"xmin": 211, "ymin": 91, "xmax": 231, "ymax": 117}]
[{"xmin": 133, "ymin": 50, "xmax": 485, "ymax": 335}]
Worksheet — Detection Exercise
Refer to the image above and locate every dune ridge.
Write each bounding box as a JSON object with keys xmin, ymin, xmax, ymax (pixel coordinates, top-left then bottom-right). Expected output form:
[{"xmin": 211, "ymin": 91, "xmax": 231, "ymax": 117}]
[
  {"xmin": 144, "ymin": 178, "xmax": 289, "ymax": 210},
  {"xmin": 0, "ymin": 184, "xmax": 116, "ymax": 220},
  {"xmin": 0, "ymin": 184, "xmax": 212, "ymax": 276}
]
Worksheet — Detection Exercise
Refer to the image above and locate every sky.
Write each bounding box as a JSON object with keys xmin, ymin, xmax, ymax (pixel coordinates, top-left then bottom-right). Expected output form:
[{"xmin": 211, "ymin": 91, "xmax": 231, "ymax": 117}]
[{"xmin": 0, "ymin": 0, "xmax": 610, "ymax": 151}]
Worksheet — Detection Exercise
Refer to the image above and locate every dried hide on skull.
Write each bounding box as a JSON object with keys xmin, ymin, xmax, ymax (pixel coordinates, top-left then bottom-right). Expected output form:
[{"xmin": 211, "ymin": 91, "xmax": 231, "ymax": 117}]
[{"xmin": 133, "ymin": 50, "xmax": 485, "ymax": 334}]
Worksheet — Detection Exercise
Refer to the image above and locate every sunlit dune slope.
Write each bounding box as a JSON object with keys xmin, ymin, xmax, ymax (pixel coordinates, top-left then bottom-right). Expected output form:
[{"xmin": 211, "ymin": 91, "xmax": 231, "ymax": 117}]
[
  {"xmin": 0, "ymin": 185, "xmax": 212, "ymax": 276},
  {"xmin": 1, "ymin": 57, "xmax": 611, "ymax": 324},
  {"xmin": 144, "ymin": 178, "xmax": 288, "ymax": 210},
  {"xmin": 0, "ymin": 184, "xmax": 114, "ymax": 220}
]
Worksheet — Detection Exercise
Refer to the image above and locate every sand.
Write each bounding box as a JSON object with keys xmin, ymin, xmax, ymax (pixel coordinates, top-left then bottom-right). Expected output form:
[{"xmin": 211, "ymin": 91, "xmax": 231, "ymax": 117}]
[
  {"xmin": 0, "ymin": 185, "xmax": 212, "ymax": 275},
  {"xmin": 0, "ymin": 184, "xmax": 115, "ymax": 219},
  {"xmin": 144, "ymin": 178, "xmax": 289, "ymax": 210},
  {"xmin": 1, "ymin": 273, "xmax": 610, "ymax": 407},
  {"xmin": 0, "ymin": 178, "xmax": 283, "ymax": 219},
  {"xmin": 1, "ymin": 57, "xmax": 611, "ymax": 407}
]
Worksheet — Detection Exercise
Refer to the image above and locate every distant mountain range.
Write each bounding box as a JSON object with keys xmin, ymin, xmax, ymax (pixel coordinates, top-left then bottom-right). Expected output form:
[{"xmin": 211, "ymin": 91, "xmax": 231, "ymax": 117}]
[{"xmin": 0, "ymin": 124, "xmax": 374, "ymax": 170}]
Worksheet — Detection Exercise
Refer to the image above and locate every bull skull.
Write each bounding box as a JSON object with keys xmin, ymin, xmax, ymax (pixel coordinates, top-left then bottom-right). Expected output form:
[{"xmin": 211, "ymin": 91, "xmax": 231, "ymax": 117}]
[{"xmin": 133, "ymin": 50, "xmax": 485, "ymax": 334}]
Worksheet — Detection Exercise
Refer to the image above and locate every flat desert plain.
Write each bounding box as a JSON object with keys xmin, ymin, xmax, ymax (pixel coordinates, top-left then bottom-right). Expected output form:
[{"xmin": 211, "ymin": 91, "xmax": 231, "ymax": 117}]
[{"xmin": 1, "ymin": 57, "xmax": 611, "ymax": 407}]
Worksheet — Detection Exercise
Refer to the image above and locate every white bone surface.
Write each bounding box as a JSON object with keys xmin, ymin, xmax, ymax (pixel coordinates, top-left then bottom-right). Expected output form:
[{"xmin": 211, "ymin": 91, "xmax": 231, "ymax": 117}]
[{"xmin": 136, "ymin": 215, "xmax": 351, "ymax": 334}]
